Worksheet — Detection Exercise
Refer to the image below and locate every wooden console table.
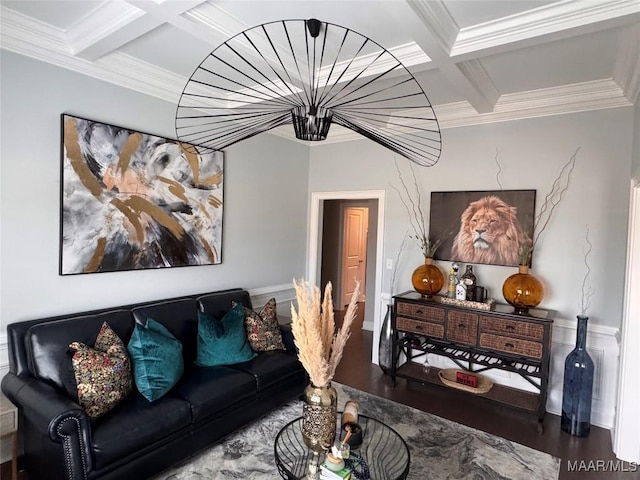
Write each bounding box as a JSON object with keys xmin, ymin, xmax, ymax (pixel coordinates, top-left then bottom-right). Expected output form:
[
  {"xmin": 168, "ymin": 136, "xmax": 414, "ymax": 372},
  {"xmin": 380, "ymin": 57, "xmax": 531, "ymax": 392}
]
[{"xmin": 390, "ymin": 291, "xmax": 554, "ymax": 433}]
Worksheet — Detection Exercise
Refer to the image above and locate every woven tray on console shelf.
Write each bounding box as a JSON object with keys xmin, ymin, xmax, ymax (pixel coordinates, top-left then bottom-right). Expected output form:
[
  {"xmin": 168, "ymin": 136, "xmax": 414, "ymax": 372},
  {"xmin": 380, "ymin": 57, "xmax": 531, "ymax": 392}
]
[
  {"xmin": 440, "ymin": 296, "xmax": 497, "ymax": 311},
  {"xmin": 438, "ymin": 369, "xmax": 494, "ymax": 394}
]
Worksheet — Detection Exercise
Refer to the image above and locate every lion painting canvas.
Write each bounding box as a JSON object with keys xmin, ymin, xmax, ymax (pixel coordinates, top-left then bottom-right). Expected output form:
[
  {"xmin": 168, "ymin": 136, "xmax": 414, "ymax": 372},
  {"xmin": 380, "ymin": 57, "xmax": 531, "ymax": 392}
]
[{"xmin": 429, "ymin": 190, "xmax": 536, "ymax": 267}]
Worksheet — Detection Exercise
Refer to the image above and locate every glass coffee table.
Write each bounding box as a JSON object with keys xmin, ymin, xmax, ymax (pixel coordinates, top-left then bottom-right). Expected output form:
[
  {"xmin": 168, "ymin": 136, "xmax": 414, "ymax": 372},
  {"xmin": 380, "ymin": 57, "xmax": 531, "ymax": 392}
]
[{"xmin": 274, "ymin": 414, "xmax": 410, "ymax": 480}]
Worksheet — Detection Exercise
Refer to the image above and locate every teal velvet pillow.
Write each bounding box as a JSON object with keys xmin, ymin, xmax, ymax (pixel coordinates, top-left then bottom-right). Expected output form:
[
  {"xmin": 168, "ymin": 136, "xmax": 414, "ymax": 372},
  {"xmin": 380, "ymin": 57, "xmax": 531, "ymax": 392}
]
[
  {"xmin": 127, "ymin": 318, "xmax": 184, "ymax": 402},
  {"xmin": 196, "ymin": 303, "xmax": 256, "ymax": 367}
]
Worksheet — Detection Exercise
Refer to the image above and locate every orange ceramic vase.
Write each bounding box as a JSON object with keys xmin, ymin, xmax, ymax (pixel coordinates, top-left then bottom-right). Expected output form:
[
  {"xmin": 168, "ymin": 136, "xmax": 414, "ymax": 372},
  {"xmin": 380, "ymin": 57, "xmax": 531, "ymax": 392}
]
[
  {"xmin": 502, "ymin": 265, "xmax": 544, "ymax": 315},
  {"xmin": 411, "ymin": 257, "xmax": 444, "ymax": 297}
]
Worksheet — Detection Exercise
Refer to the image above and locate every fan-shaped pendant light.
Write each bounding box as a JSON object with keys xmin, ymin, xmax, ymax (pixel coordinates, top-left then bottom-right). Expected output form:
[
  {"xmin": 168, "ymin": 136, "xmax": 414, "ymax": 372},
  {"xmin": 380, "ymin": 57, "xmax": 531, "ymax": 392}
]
[{"xmin": 176, "ymin": 19, "xmax": 441, "ymax": 167}]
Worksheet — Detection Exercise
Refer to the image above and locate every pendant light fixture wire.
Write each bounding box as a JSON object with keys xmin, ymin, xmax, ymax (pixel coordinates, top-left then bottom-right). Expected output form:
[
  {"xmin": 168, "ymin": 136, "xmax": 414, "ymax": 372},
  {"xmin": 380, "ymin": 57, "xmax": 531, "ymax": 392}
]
[{"xmin": 176, "ymin": 19, "xmax": 442, "ymax": 167}]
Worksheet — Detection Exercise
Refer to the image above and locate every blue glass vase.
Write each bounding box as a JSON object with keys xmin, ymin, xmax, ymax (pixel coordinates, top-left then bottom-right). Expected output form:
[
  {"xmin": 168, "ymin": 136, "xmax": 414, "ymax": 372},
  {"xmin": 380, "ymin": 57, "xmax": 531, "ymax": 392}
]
[
  {"xmin": 378, "ymin": 304, "xmax": 393, "ymax": 374},
  {"xmin": 561, "ymin": 315, "xmax": 594, "ymax": 437}
]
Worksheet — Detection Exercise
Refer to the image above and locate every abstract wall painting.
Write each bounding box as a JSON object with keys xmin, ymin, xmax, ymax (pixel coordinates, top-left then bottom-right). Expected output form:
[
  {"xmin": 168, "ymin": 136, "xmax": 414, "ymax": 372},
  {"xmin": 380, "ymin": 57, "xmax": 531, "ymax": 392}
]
[
  {"xmin": 60, "ymin": 114, "xmax": 224, "ymax": 275},
  {"xmin": 429, "ymin": 190, "xmax": 536, "ymax": 267}
]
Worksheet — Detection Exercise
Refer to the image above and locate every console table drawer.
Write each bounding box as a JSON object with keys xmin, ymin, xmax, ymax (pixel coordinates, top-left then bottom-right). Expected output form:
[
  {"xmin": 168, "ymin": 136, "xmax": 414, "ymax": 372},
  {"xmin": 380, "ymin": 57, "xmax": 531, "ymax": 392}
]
[
  {"xmin": 446, "ymin": 311, "xmax": 478, "ymax": 345},
  {"xmin": 397, "ymin": 317, "xmax": 444, "ymax": 339},
  {"xmin": 396, "ymin": 302, "xmax": 445, "ymax": 322},
  {"xmin": 480, "ymin": 333, "xmax": 543, "ymax": 359},
  {"xmin": 480, "ymin": 316, "xmax": 543, "ymax": 341}
]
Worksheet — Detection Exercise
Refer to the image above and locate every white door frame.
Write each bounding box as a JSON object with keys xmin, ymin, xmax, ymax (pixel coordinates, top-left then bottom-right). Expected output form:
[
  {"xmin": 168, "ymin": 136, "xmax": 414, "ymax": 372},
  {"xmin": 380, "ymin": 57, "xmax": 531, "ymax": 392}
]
[
  {"xmin": 307, "ymin": 190, "xmax": 386, "ymax": 364},
  {"xmin": 613, "ymin": 174, "xmax": 640, "ymax": 462},
  {"xmin": 340, "ymin": 205, "xmax": 368, "ymax": 306}
]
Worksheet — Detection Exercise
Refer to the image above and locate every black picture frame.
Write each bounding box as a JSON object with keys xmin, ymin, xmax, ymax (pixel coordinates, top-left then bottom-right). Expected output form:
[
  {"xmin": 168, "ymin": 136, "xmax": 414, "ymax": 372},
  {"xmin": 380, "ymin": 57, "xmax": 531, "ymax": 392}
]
[
  {"xmin": 60, "ymin": 114, "xmax": 224, "ymax": 275},
  {"xmin": 429, "ymin": 190, "xmax": 536, "ymax": 267}
]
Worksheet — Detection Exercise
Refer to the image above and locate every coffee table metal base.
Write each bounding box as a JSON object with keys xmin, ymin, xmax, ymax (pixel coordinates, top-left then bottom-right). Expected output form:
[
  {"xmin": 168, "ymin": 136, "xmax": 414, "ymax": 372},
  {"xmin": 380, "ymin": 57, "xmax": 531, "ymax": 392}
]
[{"xmin": 274, "ymin": 414, "xmax": 410, "ymax": 480}]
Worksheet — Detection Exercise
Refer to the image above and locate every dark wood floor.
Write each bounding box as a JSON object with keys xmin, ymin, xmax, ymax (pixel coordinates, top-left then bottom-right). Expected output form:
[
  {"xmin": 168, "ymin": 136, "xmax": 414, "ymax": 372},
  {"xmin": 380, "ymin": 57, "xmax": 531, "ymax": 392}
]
[
  {"xmin": 3, "ymin": 304, "xmax": 636, "ymax": 480},
  {"xmin": 333, "ymin": 305, "xmax": 638, "ymax": 480}
]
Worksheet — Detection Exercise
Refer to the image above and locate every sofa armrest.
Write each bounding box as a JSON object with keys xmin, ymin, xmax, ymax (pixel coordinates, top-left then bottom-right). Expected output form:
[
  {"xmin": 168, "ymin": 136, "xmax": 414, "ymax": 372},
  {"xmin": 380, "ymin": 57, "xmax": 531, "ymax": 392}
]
[{"xmin": 1, "ymin": 372, "xmax": 93, "ymax": 478}]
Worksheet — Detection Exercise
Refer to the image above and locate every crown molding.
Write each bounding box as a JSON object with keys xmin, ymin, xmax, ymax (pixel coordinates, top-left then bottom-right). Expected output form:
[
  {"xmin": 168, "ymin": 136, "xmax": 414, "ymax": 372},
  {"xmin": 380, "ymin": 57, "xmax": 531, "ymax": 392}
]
[
  {"xmin": 66, "ymin": 1, "xmax": 145, "ymax": 58},
  {"xmin": 452, "ymin": 0, "xmax": 640, "ymax": 59},
  {"xmin": 270, "ymin": 78, "xmax": 632, "ymax": 146},
  {"xmin": 1, "ymin": 6, "xmax": 183, "ymax": 103},
  {"xmin": 613, "ymin": 23, "xmax": 640, "ymax": 103},
  {"xmin": 0, "ymin": 7, "xmax": 69, "ymax": 52},
  {"xmin": 436, "ymin": 79, "xmax": 631, "ymax": 129}
]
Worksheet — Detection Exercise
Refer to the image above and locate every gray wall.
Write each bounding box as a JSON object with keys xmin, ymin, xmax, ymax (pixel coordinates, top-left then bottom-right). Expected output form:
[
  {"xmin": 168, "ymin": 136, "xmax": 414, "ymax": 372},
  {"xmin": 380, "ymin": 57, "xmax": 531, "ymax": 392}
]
[
  {"xmin": 1, "ymin": 49, "xmax": 636, "ymax": 333},
  {"xmin": 0, "ymin": 51, "xmax": 309, "ymax": 331},
  {"xmin": 308, "ymin": 108, "xmax": 635, "ymax": 328}
]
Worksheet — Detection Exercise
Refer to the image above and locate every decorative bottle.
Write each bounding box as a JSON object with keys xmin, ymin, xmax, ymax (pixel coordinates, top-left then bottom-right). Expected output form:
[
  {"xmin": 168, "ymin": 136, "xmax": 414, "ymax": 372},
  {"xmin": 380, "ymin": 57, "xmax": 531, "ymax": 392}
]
[
  {"xmin": 447, "ymin": 263, "xmax": 459, "ymax": 298},
  {"xmin": 455, "ymin": 277, "xmax": 467, "ymax": 301},
  {"xmin": 377, "ymin": 304, "xmax": 393, "ymax": 374},
  {"xmin": 560, "ymin": 315, "xmax": 594, "ymax": 437},
  {"xmin": 461, "ymin": 265, "xmax": 477, "ymax": 301}
]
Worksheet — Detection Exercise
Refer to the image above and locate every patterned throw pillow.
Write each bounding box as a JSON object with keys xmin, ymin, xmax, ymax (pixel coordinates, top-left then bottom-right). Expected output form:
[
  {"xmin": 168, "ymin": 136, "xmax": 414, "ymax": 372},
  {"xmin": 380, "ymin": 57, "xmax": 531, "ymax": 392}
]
[
  {"xmin": 241, "ymin": 298, "xmax": 286, "ymax": 352},
  {"xmin": 69, "ymin": 322, "xmax": 132, "ymax": 419}
]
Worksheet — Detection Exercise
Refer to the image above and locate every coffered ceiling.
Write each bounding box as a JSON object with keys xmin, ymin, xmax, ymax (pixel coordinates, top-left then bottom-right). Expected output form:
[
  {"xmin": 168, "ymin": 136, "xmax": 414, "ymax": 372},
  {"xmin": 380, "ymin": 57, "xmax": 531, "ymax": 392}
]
[{"xmin": 1, "ymin": 0, "xmax": 638, "ymax": 143}]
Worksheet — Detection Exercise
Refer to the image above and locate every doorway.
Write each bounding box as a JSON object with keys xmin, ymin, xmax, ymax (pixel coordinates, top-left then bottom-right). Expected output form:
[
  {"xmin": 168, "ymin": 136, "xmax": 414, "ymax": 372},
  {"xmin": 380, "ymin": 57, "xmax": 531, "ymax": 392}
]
[
  {"xmin": 320, "ymin": 202, "xmax": 369, "ymax": 308},
  {"xmin": 307, "ymin": 190, "xmax": 386, "ymax": 364}
]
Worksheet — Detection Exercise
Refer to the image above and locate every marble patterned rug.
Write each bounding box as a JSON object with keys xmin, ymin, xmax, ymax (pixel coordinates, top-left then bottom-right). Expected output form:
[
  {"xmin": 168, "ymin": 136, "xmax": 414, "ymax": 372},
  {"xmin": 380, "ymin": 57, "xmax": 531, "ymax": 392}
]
[{"xmin": 153, "ymin": 383, "xmax": 560, "ymax": 480}]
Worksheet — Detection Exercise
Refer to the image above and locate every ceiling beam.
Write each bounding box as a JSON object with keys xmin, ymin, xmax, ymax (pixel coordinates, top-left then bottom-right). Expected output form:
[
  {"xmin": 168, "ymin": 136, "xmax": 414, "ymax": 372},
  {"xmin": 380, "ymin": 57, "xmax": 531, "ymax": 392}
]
[
  {"xmin": 69, "ymin": 0, "xmax": 210, "ymax": 61},
  {"xmin": 68, "ymin": 2, "xmax": 157, "ymax": 60},
  {"xmin": 404, "ymin": 0, "xmax": 499, "ymax": 113}
]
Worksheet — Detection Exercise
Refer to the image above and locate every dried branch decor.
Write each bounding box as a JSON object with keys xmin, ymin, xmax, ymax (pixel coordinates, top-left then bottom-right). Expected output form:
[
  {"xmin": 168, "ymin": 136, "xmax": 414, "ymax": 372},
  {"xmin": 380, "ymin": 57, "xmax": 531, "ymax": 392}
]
[
  {"xmin": 391, "ymin": 158, "xmax": 443, "ymax": 258},
  {"xmin": 581, "ymin": 225, "xmax": 594, "ymax": 316},
  {"xmin": 518, "ymin": 147, "xmax": 581, "ymax": 265},
  {"xmin": 290, "ymin": 279, "xmax": 360, "ymax": 387}
]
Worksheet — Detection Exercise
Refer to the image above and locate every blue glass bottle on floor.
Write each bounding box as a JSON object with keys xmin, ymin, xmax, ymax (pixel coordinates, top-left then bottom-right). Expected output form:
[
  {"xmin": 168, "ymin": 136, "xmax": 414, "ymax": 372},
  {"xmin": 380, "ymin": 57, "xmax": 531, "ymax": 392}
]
[
  {"xmin": 378, "ymin": 304, "xmax": 393, "ymax": 374},
  {"xmin": 561, "ymin": 315, "xmax": 594, "ymax": 437}
]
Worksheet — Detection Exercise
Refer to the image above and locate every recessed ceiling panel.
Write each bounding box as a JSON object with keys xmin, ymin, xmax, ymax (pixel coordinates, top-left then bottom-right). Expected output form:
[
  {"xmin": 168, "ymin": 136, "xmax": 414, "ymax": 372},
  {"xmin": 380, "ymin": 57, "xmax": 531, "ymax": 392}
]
[
  {"xmin": 214, "ymin": 0, "xmax": 417, "ymax": 51},
  {"xmin": 118, "ymin": 23, "xmax": 217, "ymax": 77},
  {"xmin": 1, "ymin": 0, "xmax": 103, "ymax": 29},
  {"xmin": 481, "ymin": 28, "xmax": 620, "ymax": 94},
  {"xmin": 413, "ymin": 69, "xmax": 468, "ymax": 106},
  {"xmin": 446, "ymin": 1, "xmax": 557, "ymax": 29}
]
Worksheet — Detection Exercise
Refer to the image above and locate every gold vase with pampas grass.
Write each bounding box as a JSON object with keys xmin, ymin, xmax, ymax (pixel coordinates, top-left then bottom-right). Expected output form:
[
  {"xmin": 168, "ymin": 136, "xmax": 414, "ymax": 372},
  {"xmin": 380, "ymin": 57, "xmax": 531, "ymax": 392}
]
[{"xmin": 290, "ymin": 279, "xmax": 360, "ymax": 452}]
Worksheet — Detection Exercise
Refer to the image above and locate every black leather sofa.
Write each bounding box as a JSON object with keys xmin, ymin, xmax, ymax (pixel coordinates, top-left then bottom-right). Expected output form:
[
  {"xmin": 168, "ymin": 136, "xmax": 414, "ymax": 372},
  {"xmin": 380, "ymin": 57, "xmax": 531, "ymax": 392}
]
[{"xmin": 1, "ymin": 288, "xmax": 307, "ymax": 480}]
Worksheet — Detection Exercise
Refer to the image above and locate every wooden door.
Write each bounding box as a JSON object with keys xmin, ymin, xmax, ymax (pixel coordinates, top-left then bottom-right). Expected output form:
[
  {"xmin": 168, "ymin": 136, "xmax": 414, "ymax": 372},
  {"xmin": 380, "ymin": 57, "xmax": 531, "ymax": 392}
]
[{"xmin": 341, "ymin": 207, "xmax": 368, "ymax": 307}]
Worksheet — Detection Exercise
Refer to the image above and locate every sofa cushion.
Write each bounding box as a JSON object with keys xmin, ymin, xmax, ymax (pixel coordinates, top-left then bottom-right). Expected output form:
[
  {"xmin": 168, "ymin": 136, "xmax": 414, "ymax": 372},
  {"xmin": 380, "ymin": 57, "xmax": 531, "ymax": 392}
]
[
  {"xmin": 240, "ymin": 298, "xmax": 286, "ymax": 352},
  {"xmin": 196, "ymin": 304, "xmax": 256, "ymax": 367},
  {"xmin": 69, "ymin": 322, "xmax": 133, "ymax": 419},
  {"xmin": 172, "ymin": 366, "xmax": 256, "ymax": 423},
  {"xmin": 131, "ymin": 299, "xmax": 198, "ymax": 364},
  {"xmin": 90, "ymin": 391, "xmax": 192, "ymax": 470},
  {"xmin": 26, "ymin": 310, "xmax": 134, "ymax": 396},
  {"xmin": 128, "ymin": 318, "xmax": 184, "ymax": 402},
  {"xmin": 230, "ymin": 351, "xmax": 306, "ymax": 391}
]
